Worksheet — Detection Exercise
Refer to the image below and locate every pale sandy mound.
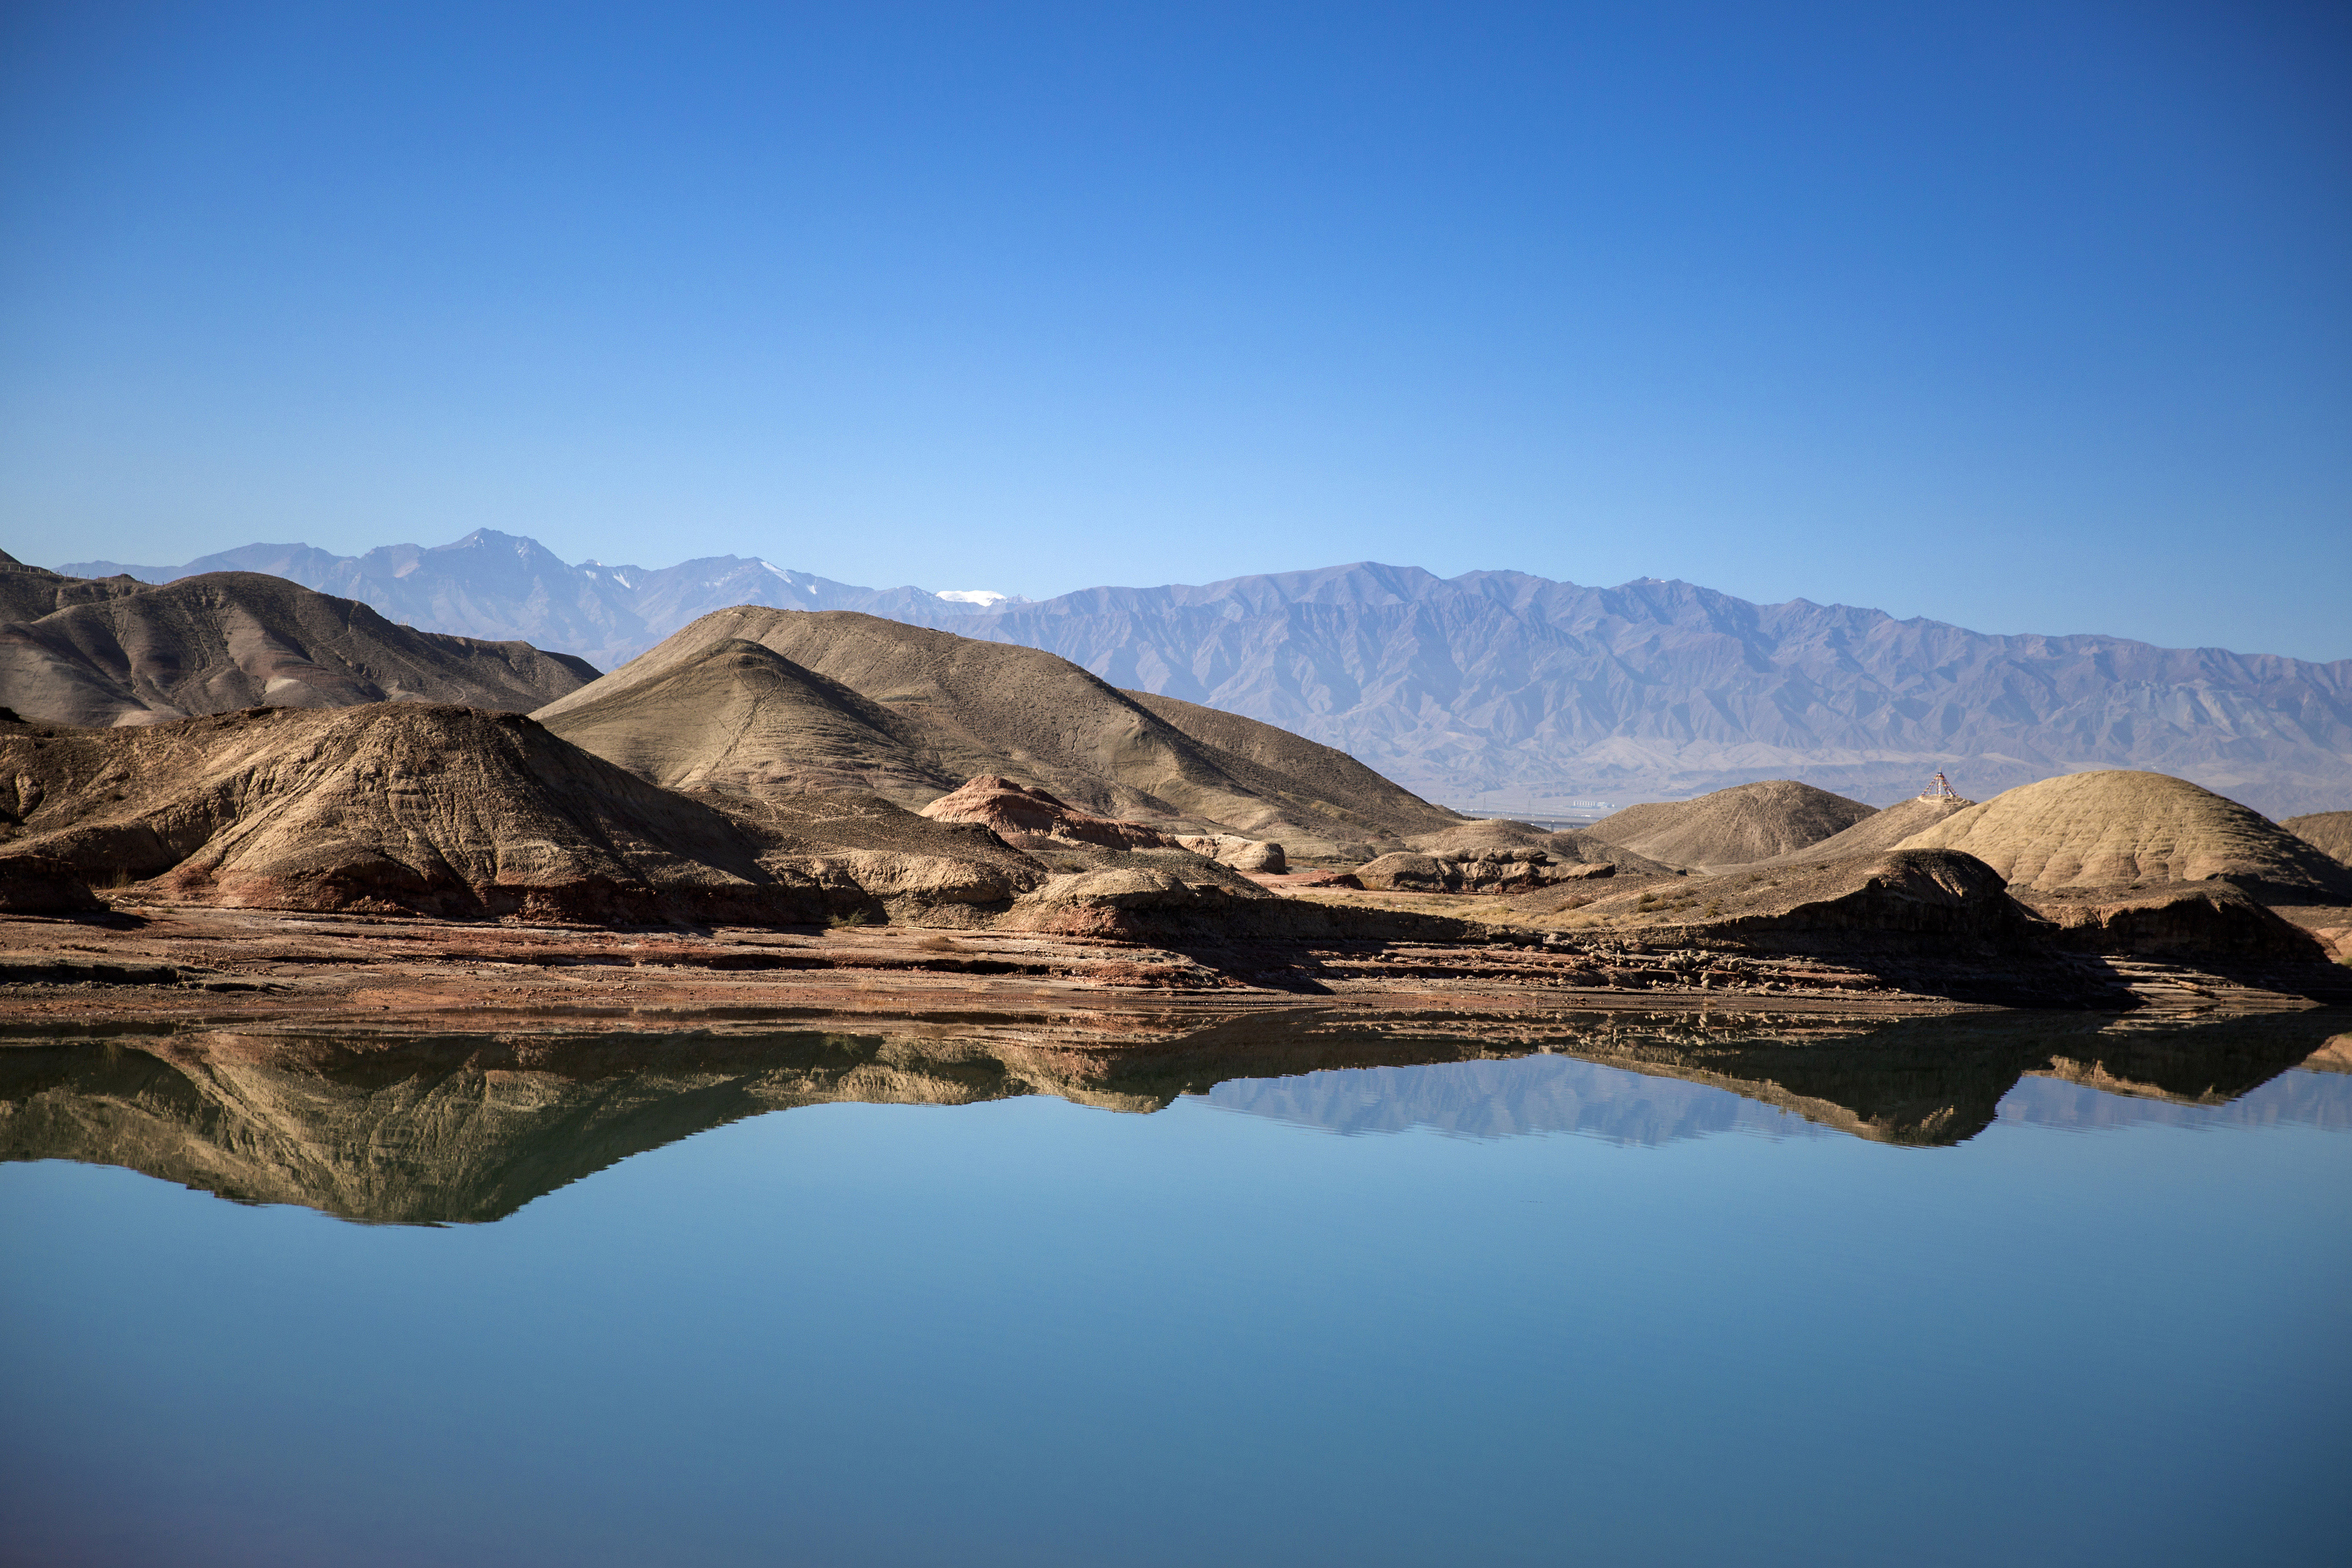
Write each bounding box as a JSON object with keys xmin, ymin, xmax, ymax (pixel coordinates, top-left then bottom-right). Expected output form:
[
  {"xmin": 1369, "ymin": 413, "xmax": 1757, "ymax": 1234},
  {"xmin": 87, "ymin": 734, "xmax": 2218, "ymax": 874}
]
[
  {"xmin": 1896, "ymin": 770, "xmax": 2352, "ymax": 898},
  {"xmin": 1734, "ymin": 795, "xmax": 1974, "ymax": 870},
  {"xmin": 1584, "ymin": 781, "xmax": 1878, "ymax": 870},
  {"xmin": 0, "ymin": 572, "xmax": 592, "ymax": 727},
  {"xmin": 536, "ymin": 607, "xmax": 1450, "ymax": 854},
  {"xmin": 0, "ymin": 705, "xmax": 1042, "ymax": 922},
  {"xmin": 2283, "ymin": 811, "xmax": 2352, "ymax": 867}
]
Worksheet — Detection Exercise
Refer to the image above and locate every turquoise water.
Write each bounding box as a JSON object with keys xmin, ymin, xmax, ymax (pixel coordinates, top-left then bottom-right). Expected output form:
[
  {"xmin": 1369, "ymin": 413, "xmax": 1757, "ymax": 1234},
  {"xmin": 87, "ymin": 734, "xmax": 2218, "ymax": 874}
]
[{"xmin": 3, "ymin": 1015, "xmax": 2348, "ymax": 1566}]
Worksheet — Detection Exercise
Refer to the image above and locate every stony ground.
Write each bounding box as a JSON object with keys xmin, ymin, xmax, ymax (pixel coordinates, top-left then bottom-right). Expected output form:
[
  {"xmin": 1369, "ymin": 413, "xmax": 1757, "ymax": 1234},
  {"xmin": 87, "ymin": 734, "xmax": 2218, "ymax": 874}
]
[{"xmin": 1, "ymin": 898, "xmax": 2337, "ymax": 1033}]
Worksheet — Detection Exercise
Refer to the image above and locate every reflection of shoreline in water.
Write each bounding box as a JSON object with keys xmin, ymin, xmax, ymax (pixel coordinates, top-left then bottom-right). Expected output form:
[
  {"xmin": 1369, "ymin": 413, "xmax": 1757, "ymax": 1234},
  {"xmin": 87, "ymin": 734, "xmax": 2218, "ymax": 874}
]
[
  {"xmin": 1210, "ymin": 1014, "xmax": 2352, "ymax": 1146},
  {"xmin": 2, "ymin": 1011, "xmax": 2345, "ymax": 1225}
]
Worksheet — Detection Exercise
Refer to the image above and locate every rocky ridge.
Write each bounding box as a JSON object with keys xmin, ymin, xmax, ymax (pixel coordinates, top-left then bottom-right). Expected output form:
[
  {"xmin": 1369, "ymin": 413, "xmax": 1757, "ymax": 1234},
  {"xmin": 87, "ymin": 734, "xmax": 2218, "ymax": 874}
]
[
  {"xmin": 0, "ymin": 569, "xmax": 596, "ymax": 727},
  {"xmin": 0, "ymin": 704, "xmax": 1044, "ymax": 925}
]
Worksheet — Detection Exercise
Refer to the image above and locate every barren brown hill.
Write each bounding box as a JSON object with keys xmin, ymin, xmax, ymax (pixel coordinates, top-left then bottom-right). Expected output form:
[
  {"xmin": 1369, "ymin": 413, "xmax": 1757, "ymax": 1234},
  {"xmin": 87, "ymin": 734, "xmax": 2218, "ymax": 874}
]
[
  {"xmin": 534, "ymin": 638, "xmax": 957, "ymax": 804},
  {"xmin": 0, "ymin": 572, "xmax": 597, "ymax": 727},
  {"xmin": 537, "ymin": 607, "xmax": 1458, "ymax": 854},
  {"xmin": 1732, "ymin": 794, "xmax": 1977, "ymax": 870},
  {"xmin": 0, "ymin": 550, "xmax": 148, "ymax": 624},
  {"xmin": 1896, "ymin": 771, "xmax": 2352, "ymax": 899},
  {"xmin": 2283, "ymin": 811, "xmax": 2352, "ymax": 867},
  {"xmin": 0, "ymin": 704, "xmax": 1043, "ymax": 923},
  {"xmin": 1585, "ymin": 781, "xmax": 1879, "ymax": 871}
]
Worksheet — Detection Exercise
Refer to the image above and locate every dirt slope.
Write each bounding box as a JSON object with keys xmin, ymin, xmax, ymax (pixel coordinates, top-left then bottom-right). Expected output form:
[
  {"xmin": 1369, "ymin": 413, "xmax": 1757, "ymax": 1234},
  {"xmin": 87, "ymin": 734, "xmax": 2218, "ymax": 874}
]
[
  {"xmin": 536, "ymin": 638, "xmax": 958, "ymax": 803},
  {"xmin": 0, "ymin": 551, "xmax": 149, "ymax": 625},
  {"xmin": 0, "ymin": 572, "xmax": 595, "ymax": 727},
  {"xmin": 1122, "ymin": 691, "xmax": 1459, "ymax": 839},
  {"xmin": 537, "ymin": 607, "xmax": 1452, "ymax": 852},
  {"xmin": 1896, "ymin": 771, "xmax": 2352, "ymax": 898},
  {"xmin": 1732, "ymin": 795, "xmax": 1976, "ymax": 870},
  {"xmin": 1403, "ymin": 818, "xmax": 1676, "ymax": 875},
  {"xmin": 1584, "ymin": 781, "xmax": 1879, "ymax": 870},
  {"xmin": 2283, "ymin": 811, "xmax": 2352, "ymax": 867},
  {"xmin": 0, "ymin": 704, "xmax": 1042, "ymax": 922}
]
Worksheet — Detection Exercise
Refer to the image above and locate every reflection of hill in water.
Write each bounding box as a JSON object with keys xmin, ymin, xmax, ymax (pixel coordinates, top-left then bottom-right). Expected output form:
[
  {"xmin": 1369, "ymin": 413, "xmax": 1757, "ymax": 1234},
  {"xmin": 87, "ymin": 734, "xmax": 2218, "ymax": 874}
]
[
  {"xmin": 1207, "ymin": 1056, "xmax": 1837, "ymax": 1145},
  {"xmin": 2, "ymin": 1011, "xmax": 2344, "ymax": 1224},
  {"xmin": 1214, "ymin": 1018, "xmax": 2352, "ymax": 1146}
]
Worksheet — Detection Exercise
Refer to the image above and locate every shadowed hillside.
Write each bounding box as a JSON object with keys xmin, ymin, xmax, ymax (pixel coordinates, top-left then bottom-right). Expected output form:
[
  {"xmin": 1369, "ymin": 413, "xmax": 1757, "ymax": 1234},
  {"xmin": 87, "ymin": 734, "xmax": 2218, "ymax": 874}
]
[
  {"xmin": 0, "ymin": 704, "xmax": 1043, "ymax": 923},
  {"xmin": 2285, "ymin": 811, "xmax": 2352, "ymax": 867},
  {"xmin": 0, "ymin": 569, "xmax": 595, "ymax": 726}
]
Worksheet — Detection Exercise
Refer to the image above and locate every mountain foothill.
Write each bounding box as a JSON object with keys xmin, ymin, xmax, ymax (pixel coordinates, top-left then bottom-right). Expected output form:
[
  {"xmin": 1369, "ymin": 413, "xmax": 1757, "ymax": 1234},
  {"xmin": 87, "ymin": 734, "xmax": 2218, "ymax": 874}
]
[
  {"xmin": 2, "ymin": 537, "xmax": 2347, "ymax": 991},
  {"xmin": 0, "ymin": 550, "xmax": 595, "ymax": 726}
]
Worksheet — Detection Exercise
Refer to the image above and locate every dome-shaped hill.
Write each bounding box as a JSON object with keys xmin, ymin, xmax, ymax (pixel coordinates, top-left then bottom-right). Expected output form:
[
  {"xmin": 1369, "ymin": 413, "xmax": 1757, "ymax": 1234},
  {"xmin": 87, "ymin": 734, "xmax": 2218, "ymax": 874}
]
[
  {"xmin": 537, "ymin": 606, "xmax": 1455, "ymax": 853},
  {"xmin": 538, "ymin": 638, "xmax": 959, "ymax": 804},
  {"xmin": 2283, "ymin": 812, "xmax": 2352, "ymax": 867},
  {"xmin": 1897, "ymin": 771, "xmax": 2352, "ymax": 897},
  {"xmin": 1584, "ymin": 781, "xmax": 1878, "ymax": 871}
]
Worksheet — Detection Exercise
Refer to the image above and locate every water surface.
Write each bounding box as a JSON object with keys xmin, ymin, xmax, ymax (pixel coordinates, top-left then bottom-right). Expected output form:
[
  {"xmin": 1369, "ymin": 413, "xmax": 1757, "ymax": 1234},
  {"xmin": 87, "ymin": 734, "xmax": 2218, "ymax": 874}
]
[{"xmin": 4, "ymin": 1009, "xmax": 2347, "ymax": 1566}]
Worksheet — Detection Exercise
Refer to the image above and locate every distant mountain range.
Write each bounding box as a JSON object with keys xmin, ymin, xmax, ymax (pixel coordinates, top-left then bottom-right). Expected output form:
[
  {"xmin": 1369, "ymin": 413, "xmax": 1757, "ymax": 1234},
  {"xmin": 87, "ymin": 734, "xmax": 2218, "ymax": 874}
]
[
  {"xmin": 59, "ymin": 529, "xmax": 2352, "ymax": 816},
  {"xmin": 64, "ymin": 531, "xmax": 1014, "ymax": 671}
]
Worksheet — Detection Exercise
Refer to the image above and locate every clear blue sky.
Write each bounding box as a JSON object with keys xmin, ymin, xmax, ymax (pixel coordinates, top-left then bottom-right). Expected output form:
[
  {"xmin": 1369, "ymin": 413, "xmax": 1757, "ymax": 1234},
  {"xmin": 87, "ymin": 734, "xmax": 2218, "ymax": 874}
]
[{"xmin": 4, "ymin": 1, "xmax": 2346, "ymax": 658}]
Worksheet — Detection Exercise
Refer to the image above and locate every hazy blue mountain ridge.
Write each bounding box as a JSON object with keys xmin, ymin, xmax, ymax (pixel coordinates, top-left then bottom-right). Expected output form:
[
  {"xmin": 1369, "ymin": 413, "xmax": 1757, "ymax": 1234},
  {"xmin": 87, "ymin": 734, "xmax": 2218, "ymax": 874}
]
[
  {"xmin": 939, "ymin": 565, "xmax": 2352, "ymax": 815},
  {"xmin": 52, "ymin": 534, "xmax": 2352, "ymax": 816},
  {"xmin": 63, "ymin": 529, "xmax": 1007, "ymax": 671}
]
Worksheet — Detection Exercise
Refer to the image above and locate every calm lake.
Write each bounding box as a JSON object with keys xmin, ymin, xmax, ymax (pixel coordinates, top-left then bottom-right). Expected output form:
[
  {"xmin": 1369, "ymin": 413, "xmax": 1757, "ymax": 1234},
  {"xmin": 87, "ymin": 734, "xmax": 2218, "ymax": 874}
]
[{"xmin": 4, "ymin": 1008, "xmax": 2348, "ymax": 1567}]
